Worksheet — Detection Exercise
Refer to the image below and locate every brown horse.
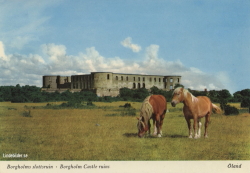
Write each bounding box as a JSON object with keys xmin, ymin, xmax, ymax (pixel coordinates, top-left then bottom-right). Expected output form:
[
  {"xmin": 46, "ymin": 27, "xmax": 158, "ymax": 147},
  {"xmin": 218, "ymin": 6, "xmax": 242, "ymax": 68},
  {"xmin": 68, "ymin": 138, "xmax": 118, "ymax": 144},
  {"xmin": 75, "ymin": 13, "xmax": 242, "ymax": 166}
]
[
  {"xmin": 171, "ymin": 87, "xmax": 221, "ymax": 139},
  {"xmin": 137, "ymin": 95, "xmax": 167, "ymax": 138}
]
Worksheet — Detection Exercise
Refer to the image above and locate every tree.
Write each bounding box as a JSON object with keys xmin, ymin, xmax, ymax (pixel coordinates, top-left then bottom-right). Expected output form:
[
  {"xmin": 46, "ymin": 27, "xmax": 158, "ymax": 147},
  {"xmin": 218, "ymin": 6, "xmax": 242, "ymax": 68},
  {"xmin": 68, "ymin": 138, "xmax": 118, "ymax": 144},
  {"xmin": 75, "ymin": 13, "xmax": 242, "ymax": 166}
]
[
  {"xmin": 119, "ymin": 87, "xmax": 134, "ymax": 100},
  {"xmin": 191, "ymin": 90, "xmax": 207, "ymax": 97},
  {"xmin": 233, "ymin": 91, "xmax": 243, "ymax": 102},
  {"xmin": 133, "ymin": 88, "xmax": 149, "ymax": 101},
  {"xmin": 240, "ymin": 89, "xmax": 250, "ymax": 97},
  {"xmin": 174, "ymin": 83, "xmax": 184, "ymax": 89},
  {"xmin": 150, "ymin": 86, "xmax": 162, "ymax": 95},
  {"xmin": 78, "ymin": 91, "xmax": 97, "ymax": 102},
  {"xmin": 0, "ymin": 86, "xmax": 12, "ymax": 101},
  {"xmin": 241, "ymin": 97, "xmax": 250, "ymax": 108},
  {"xmin": 218, "ymin": 89, "xmax": 232, "ymax": 101},
  {"xmin": 0, "ymin": 91, "xmax": 3, "ymax": 101},
  {"xmin": 208, "ymin": 90, "xmax": 220, "ymax": 102},
  {"xmin": 61, "ymin": 90, "xmax": 73, "ymax": 101}
]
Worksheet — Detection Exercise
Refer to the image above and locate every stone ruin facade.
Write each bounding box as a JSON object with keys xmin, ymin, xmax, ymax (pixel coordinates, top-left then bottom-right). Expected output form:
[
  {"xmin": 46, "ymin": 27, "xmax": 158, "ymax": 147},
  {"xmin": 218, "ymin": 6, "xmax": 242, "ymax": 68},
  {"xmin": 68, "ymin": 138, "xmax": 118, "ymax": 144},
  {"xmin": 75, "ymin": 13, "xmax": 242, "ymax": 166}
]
[{"xmin": 42, "ymin": 72, "xmax": 181, "ymax": 97}]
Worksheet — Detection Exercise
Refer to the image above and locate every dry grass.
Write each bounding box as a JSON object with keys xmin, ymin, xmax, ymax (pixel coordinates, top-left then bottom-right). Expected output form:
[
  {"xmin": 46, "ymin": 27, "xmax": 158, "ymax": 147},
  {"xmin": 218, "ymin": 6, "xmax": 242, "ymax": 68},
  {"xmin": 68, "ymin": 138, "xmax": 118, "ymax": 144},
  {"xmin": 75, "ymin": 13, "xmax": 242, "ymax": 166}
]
[{"xmin": 0, "ymin": 101, "xmax": 249, "ymax": 160}]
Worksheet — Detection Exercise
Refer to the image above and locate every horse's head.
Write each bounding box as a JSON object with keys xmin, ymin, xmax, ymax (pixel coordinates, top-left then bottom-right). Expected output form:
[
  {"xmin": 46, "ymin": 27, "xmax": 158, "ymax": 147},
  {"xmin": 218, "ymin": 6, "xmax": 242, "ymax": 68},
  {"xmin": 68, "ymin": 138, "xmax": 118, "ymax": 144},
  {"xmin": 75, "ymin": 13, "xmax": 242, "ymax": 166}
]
[
  {"xmin": 137, "ymin": 117, "xmax": 148, "ymax": 138},
  {"xmin": 171, "ymin": 87, "xmax": 185, "ymax": 107}
]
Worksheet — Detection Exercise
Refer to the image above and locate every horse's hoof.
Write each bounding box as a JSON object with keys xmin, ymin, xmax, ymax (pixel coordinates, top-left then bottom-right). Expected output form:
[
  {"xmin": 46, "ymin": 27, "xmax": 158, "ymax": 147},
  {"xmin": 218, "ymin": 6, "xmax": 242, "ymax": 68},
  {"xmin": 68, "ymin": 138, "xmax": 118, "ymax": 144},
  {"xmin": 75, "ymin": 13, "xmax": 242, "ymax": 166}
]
[
  {"xmin": 157, "ymin": 134, "xmax": 162, "ymax": 138},
  {"xmin": 188, "ymin": 136, "xmax": 193, "ymax": 138}
]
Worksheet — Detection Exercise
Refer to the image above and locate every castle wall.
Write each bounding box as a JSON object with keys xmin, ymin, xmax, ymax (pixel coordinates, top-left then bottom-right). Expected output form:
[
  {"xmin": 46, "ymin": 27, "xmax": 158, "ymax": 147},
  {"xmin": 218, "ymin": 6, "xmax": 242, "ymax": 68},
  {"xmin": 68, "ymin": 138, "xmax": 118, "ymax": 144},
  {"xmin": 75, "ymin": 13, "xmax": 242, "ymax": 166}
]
[
  {"xmin": 43, "ymin": 76, "xmax": 71, "ymax": 89},
  {"xmin": 164, "ymin": 76, "xmax": 181, "ymax": 90},
  {"xmin": 71, "ymin": 74, "xmax": 93, "ymax": 90},
  {"xmin": 58, "ymin": 76, "xmax": 71, "ymax": 84},
  {"xmin": 43, "ymin": 72, "xmax": 181, "ymax": 97},
  {"xmin": 110, "ymin": 74, "xmax": 161, "ymax": 90}
]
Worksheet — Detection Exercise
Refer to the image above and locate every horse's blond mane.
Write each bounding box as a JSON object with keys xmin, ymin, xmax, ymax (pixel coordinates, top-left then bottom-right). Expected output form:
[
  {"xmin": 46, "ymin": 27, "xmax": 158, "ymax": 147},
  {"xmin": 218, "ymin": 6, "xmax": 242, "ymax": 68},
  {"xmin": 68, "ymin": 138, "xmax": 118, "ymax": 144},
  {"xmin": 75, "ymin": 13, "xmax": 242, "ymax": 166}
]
[
  {"xmin": 174, "ymin": 87, "xmax": 198, "ymax": 103},
  {"xmin": 139, "ymin": 95, "xmax": 153, "ymax": 124}
]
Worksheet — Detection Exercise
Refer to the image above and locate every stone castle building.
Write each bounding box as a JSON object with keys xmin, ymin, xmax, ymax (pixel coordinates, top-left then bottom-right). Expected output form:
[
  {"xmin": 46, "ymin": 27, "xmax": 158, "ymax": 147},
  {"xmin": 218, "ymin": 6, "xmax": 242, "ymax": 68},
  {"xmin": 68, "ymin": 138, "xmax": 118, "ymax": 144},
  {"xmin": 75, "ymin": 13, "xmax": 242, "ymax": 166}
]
[{"xmin": 42, "ymin": 72, "xmax": 181, "ymax": 97}]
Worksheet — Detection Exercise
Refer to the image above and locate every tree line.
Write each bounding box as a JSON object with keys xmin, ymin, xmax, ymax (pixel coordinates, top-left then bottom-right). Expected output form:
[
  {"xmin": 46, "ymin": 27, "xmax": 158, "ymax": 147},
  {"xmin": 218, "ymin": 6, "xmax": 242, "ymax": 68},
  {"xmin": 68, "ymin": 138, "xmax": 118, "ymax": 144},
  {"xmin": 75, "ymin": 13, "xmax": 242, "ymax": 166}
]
[{"xmin": 0, "ymin": 84, "xmax": 250, "ymax": 108}]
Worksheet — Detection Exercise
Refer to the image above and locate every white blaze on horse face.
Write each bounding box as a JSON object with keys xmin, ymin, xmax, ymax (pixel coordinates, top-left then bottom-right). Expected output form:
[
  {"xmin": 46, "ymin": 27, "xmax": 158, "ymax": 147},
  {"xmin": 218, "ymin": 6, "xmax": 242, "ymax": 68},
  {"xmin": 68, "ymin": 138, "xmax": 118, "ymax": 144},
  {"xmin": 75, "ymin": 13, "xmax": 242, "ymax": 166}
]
[{"xmin": 171, "ymin": 87, "xmax": 185, "ymax": 107}]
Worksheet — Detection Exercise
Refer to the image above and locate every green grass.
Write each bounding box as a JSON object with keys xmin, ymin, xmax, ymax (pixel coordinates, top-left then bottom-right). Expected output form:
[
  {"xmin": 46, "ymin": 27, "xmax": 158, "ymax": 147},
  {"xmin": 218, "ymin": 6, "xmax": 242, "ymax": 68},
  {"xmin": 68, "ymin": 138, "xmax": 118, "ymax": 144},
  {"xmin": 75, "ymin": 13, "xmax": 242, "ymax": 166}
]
[{"xmin": 0, "ymin": 102, "xmax": 249, "ymax": 160}]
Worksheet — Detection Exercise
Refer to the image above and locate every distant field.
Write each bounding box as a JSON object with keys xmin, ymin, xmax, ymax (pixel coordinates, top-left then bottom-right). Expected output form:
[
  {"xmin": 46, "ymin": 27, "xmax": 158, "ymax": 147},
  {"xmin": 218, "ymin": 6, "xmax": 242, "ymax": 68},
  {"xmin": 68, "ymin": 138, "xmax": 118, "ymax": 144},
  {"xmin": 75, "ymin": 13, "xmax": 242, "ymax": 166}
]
[{"xmin": 0, "ymin": 101, "xmax": 249, "ymax": 160}]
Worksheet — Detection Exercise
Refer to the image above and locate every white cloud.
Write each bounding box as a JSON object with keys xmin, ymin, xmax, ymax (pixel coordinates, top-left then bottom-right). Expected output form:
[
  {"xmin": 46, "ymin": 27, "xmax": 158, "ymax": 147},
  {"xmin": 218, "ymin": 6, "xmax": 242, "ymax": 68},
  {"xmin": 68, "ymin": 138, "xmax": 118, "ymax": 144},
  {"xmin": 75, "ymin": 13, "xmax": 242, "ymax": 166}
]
[
  {"xmin": 121, "ymin": 37, "xmax": 141, "ymax": 52},
  {"xmin": 0, "ymin": 41, "xmax": 8, "ymax": 61},
  {"xmin": 190, "ymin": 67, "xmax": 204, "ymax": 74},
  {"xmin": 0, "ymin": 41, "xmax": 229, "ymax": 92},
  {"xmin": 41, "ymin": 43, "xmax": 67, "ymax": 61},
  {"xmin": 10, "ymin": 36, "xmax": 36, "ymax": 50},
  {"xmin": 144, "ymin": 44, "xmax": 160, "ymax": 64}
]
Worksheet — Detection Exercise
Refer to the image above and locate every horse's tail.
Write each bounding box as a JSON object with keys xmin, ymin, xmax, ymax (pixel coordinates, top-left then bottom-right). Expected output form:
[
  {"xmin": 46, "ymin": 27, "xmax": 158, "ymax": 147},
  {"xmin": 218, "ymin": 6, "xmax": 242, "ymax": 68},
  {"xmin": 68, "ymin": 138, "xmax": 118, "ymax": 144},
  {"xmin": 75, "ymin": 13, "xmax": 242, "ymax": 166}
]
[{"xmin": 212, "ymin": 103, "xmax": 222, "ymax": 114}]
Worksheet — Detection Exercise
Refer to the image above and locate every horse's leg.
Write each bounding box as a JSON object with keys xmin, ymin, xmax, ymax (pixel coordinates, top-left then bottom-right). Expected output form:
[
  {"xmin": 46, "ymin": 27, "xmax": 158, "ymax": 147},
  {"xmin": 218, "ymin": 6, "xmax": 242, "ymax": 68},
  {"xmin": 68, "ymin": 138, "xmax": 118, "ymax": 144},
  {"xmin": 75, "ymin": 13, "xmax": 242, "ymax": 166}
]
[
  {"xmin": 197, "ymin": 118, "xmax": 202, "ymax": 138},
  {"xmin": 155, "ymin": 114, "xmax": 162, "ymax": 137},
  {"xmin": 204, "ymin": 113, "xmax": 210, "ymax": 138},
  {"xmin": 185, "ymin": 118, "xmax": 192, "ymax": 138},
  {"xmin": 159, "ymin": 112, "xmax": 165, "ymax": 136},
  {"xmin": 154, "ymin": 121, "xmax": 157, "ymax": 136},
  {"xmin": 148, "ymin": 120, "xmax": 151, "ymax": 136},
  {"xmin": 152, "ymin": 119, "xmax": 157, "ymax": 136},
  {"xmin": 193, "ymin": 116, "xmax": 198, "ymax": 139}
]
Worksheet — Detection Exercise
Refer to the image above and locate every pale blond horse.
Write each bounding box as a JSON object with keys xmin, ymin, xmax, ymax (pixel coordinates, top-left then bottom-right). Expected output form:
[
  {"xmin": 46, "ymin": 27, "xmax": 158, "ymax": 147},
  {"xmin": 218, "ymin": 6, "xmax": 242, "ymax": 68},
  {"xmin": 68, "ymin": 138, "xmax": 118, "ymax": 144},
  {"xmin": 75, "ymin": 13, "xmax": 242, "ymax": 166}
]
[{"xmin": 171, "ymin": 87, "xmax": 221, "ymax": 139}]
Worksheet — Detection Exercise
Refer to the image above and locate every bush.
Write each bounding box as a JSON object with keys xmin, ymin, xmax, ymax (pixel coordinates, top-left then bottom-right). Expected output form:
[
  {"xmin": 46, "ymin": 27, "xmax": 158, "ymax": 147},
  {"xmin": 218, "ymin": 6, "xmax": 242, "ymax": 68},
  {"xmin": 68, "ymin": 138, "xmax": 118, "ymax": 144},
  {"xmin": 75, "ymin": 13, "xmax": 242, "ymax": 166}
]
[
  {"xmin": 22, "ymin": 110, "xmax": 32, "ymax": 117},
  {"xmin": 60, "ymin": 103, "xmax": 68, "ymax": 107},
  {"xmin": 224, "ymin": 105, "xmax": 239, "ymax": 116},
  {"xmin": 119, "ymin": 103, "xmax": 132, "ymax": 108},
  {"xmin": 60, "ymin": 98, "xmax": 82, "ymax": 108},
  {"xmin": 103, "ymin": 96, "xmax": 113, "ymax": 102},
  {"xmin": 124, "ymin": 103, "xmax": 131, "ymax": 108},
  {"xmin": 86, "ymin": 101, "xmax": 94, "ymax": 106},
  {"xmin": 120, "ymin": 108, "xmax": 136, "ymax": 116}
]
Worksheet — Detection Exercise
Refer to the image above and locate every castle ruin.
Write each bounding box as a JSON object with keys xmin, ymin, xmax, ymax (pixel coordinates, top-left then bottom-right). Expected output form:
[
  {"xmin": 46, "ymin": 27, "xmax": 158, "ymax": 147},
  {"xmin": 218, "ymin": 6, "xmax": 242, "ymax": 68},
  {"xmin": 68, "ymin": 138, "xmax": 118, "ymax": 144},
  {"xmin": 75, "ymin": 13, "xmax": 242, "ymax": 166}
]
[{"xmin": 42, "ymin": 72, "xmax": 181, "ymax": 97}]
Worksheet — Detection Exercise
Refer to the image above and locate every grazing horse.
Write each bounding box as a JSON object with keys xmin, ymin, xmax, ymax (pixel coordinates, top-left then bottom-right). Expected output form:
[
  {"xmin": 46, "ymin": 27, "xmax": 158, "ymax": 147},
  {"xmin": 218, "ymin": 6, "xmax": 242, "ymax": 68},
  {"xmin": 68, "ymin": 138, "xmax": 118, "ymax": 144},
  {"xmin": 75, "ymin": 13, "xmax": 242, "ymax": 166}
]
[
  {"xmin": 171, "ymin": 87, "xmax": 221, "ymax": 139},
  {"xmin": 137, "ymin": 95, "xmax": 167, "ymax": 138}
]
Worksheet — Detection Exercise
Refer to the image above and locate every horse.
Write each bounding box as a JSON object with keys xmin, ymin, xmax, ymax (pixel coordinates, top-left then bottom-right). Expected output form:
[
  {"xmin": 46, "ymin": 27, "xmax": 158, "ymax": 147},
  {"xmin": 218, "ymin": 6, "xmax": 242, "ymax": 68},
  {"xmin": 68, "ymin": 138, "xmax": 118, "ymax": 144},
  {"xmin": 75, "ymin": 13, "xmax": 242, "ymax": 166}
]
[
  {"xmin": 171, "ymin": 87, "xmax": 221, "ymax": 139},
  {"xmin": 137, "ymin": 95, "xmax": 167, "ymax": 138}
]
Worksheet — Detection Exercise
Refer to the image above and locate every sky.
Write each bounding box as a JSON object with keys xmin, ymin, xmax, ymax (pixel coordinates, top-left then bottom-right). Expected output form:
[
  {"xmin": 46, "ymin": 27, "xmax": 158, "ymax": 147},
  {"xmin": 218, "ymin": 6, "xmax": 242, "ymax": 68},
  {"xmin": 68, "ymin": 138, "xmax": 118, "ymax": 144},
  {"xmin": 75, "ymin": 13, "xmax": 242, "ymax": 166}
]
[{"xmin": 0, "ymin": 0, "xmax": 249, "ymax": 94}]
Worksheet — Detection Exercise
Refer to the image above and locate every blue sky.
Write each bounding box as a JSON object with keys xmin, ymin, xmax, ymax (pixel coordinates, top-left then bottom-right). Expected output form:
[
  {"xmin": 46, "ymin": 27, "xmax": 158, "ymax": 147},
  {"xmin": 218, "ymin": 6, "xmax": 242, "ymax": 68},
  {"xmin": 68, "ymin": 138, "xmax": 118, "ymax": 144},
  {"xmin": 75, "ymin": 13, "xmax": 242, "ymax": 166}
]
[{"xmin": 0, "ymin": 0, "xmax": 249, "ymax": 93}]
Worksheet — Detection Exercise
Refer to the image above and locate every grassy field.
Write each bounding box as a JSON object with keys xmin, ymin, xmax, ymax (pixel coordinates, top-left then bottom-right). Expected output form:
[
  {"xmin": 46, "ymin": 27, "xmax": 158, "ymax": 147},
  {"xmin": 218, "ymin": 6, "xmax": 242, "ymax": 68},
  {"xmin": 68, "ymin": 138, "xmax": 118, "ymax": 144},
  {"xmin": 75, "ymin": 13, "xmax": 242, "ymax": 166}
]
[{"xmin": 0, "ymin": 101, "xmax": 249, "ymax": 160}]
